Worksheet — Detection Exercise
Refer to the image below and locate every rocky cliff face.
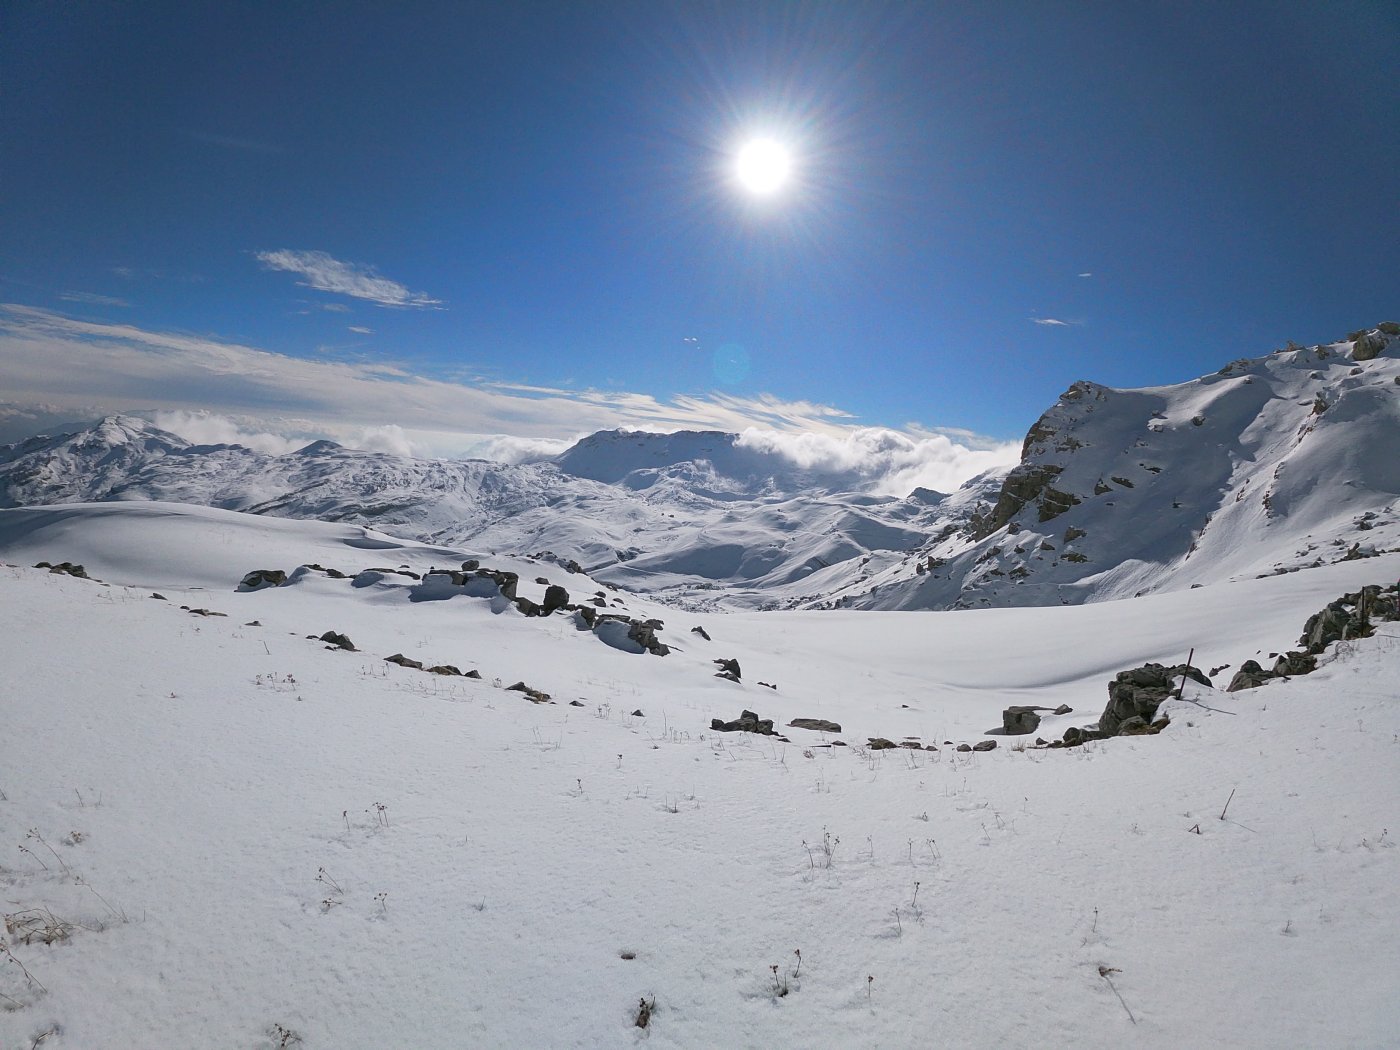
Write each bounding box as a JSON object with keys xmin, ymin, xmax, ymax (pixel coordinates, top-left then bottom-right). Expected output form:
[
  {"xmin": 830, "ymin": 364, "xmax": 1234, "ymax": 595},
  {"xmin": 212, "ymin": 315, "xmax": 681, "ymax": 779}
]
[{"xmin": 834, "ymin": 325, "xmax": 1400, "ymax": 610}]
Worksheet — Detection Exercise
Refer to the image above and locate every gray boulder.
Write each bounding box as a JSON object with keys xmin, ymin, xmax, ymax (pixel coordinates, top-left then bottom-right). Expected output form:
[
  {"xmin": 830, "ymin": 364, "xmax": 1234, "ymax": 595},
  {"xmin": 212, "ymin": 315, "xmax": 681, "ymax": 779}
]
[
  {"xmin": 1271, "ymin": 651, "xmax": 1317, "ymax": 677},
  {"xmin": 788, "ymin": 718, "xmax": 842, "ymax": 733},
  {"xmin": 1002, "ymin": 706, "xmax": 1041, "ymax": 735},
  {"xmin": 239, "ymin": 568, "xmax": 286, "ymax": 589},
  {"xmin": 1226, "ymin": 659, "xmax": 1273, "ymax": 692},
  {"xmin": 542, "ymin": 584, "xmax": 571, "ymax": 614},
  {"xmin": 1098, "ymin": 662, "xmax": 1210, "ymax": 735}
]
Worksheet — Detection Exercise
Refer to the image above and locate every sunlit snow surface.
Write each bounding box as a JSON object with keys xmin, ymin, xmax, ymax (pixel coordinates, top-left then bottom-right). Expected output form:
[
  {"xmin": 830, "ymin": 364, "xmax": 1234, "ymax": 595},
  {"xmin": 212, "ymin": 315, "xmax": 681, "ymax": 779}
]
[{"xmin": 2, "ymin": 503, "xmax": 1398, "ymax": 1048}]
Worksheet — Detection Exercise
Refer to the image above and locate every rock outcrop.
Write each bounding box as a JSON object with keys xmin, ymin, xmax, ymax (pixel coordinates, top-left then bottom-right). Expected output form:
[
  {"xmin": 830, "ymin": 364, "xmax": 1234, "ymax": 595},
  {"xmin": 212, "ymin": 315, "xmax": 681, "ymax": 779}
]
[{"xmin": 1098, "ymin": 662, "xmax": 1210, "ymax": 735}]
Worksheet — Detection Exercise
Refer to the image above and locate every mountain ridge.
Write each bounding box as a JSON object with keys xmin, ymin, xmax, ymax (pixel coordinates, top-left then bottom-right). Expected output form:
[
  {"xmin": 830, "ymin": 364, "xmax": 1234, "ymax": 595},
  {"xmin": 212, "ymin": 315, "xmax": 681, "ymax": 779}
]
[{"xmin": 1, "ymin": 323, "xmax": 1395, "ymax": 611}]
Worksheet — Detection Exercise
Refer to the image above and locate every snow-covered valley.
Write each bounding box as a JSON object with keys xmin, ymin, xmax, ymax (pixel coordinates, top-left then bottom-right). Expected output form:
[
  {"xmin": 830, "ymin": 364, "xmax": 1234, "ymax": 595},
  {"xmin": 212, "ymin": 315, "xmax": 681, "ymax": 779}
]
[{"xmin": 2, "ymin": 501, "xmax": 1399, "ymax": 1048}]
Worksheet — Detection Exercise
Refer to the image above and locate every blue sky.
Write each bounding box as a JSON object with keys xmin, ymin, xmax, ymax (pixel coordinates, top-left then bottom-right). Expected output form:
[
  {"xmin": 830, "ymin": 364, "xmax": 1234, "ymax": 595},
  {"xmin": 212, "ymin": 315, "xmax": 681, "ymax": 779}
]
[{"xmin": 1, "ymin": 1, "xmax": 1396, "ymax": 480}]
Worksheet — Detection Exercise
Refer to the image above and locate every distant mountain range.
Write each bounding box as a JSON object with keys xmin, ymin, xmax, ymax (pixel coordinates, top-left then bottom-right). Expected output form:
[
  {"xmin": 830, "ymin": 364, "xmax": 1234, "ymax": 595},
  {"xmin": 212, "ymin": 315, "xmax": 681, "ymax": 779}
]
[{"xmin": 3, "ymin": 324, "xmax": 1396, "ymax": 611}]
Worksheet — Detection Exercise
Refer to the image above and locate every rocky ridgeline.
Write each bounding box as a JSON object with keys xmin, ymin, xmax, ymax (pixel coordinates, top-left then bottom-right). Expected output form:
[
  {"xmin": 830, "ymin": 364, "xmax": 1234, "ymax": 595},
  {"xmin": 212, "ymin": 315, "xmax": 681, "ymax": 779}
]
[
  {"xmin": 1227, "ymin": 583, "xmax": 1399, "ymax": 692},
  {"xmin": 238, "ymin": 559, "xmax": 673, "ymax": 658},
  {"xmin": 1006, "ymin": 581, "xmax": 1400, "ymax": 750}
]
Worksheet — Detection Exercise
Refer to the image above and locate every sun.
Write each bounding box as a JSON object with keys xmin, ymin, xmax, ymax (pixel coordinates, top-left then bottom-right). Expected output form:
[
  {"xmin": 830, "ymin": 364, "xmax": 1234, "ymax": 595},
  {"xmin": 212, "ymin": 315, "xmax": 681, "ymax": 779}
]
[{"xmin": 733, "ymin": 138, "xmax": 793, "ymax": 196}]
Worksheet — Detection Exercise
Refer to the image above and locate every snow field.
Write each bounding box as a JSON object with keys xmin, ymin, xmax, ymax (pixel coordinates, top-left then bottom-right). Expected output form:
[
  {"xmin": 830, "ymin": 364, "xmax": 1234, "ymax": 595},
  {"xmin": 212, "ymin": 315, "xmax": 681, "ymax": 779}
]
[{"xmin": 2, "ymin": 505, "xmax": 1399, "ymax": 1048}]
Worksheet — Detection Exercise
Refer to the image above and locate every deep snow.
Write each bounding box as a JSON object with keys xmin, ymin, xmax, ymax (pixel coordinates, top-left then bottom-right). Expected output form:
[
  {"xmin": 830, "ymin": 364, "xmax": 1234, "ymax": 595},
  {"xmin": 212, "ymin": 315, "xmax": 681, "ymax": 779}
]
[{"xmin": 3, "ymin": 503, "xmax": 1398, "ymax": 1048}]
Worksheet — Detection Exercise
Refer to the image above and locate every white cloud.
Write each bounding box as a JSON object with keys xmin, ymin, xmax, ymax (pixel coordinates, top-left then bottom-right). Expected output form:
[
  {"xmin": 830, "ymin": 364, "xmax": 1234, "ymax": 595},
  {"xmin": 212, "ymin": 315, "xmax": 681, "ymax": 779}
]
[
  {"xmin": 59, "ymin": 291, "xmax": 130, "ymax": 308},
  {"xmin": 0, "ymin": 304, "xmax": 1017, "ymax": 492},
  {"xmin": 1077, "ymin": 272, "xmax": 1093, "ymax": 278},
  {"xmin": 1030, "ymin": 317, "xmax": 1077, "ymax": 327},
  {"xmin": 146, "ymin": 410, "xmax": 307, "ymax": 455},
  {"xmin": 347, "ymin": 326, "xmax": 374, "ymax": 335},
  {"xmin": 256, "ymin": 250, "xmax": 442, "ymax": 309},
  {"xmin": 735, "ymin": 426, "xmax": 1019, "ymax": 496}
]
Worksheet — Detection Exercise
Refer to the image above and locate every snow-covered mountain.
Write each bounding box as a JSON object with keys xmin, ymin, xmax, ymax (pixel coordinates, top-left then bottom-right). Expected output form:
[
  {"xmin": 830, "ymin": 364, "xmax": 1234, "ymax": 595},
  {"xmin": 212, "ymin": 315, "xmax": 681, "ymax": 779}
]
[
  {"xmin": 0, "ymin": 418, "xmax": 978, "ymax": 610},
  {"xmin": 841, "ymin": 324, "xmax": 1400, "ymax": 609},
  {"xmin": 1, "ymin": 324, "xmax": 1396, "ymax": 610}
]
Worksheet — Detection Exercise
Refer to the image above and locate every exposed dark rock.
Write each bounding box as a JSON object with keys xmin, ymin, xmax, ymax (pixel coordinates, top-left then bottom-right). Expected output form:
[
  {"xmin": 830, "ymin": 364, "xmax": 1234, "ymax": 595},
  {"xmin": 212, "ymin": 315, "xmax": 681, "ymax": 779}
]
[
  {"xmin": 244, "ymin": 620, "xmax": 261, "ymax": 627},
  {"xmin": 1351, "ymin": 330, "xmax": 1386, "ymax": 361},
  {"xmin": 40, "ymin": 561, "xmax": 91, "ymax": 579},
  {"xmin": 631, "ymin": 709, "xmax": 644, "ymax": 717},
  {"xmin": 973, "ymin": 463, "xmax": 1083, "ymax": 538},
  {"xmin": 789, "ymin": 718, "xmax": 842, "ymax": 733},
  {"xmin": 151, "ymin": 592, "xmax": 167, "ymax": 600},
  {"xmin": 514, "ymin": 597, "xmax": 541, "ymax": 617},
  {"xmin": 1053, "ymin": 704, "xmax": 1072, "ymax": 715},
  {"xmin": 711, "ymin": 710, "xmax": 782, "ymax": 737},
  {"xmin": 384, "ymin": 653, "xmax": 424, "ymax": 670},
  {"xmin": 569, "ymin": 700, "xmax": 585, "ymax": 707},
  {"xmin": 1063, "ymin": 527, "xmax": 1086, "ymax": 544},
  {"xmin": 1099, "ymin": 662, "xmax": 1210, "ymax": 733},
  {"xmin": 542, "ymin": 584, "xmax": 571, "ymax": 614},
  {"xmin": 464, "ymin": 670, "xmax": 482, "ymax": 679},
  {"xmin": 506, "ymin": 681, "xmax": 552, "ymax": 703},
  {"xmin": 972, "ymin": 739, "xmax": 997, "ymax": 752},
  {"xmin": 183, "ymin": 607, "xmax": 226, "ymax": 617},
  {"xmin": 713, "ymin": 657, "xmax": 742, "ymax": 682},
  {"xmin": 534, "ymin": 576, "xmax": 549, "ymax": 585},
  {"xmin": 319, "ymin": 630, "xmax": 356, "ymax": 651},
  {"xmin": 691, "ymin": 625, "xmax": 712, "ymax": 641},
  {"xmin": 868, "ymin": 738, "xmax": 898, "ymax": 750},
  {"xmin": 627, "ymin": 620, "xmax": 669, "ymax": 656},
  {"xmin": 1272, "ymin": 651, "xmax": 1317, "ymax": 677},
  {"xmin": 955, "ymin": 743, "xmax": 972, "ymax": 752},
  {"xmin": 461, "ymin": 559, "xmax": 480, "ymax": 571},
  {"xmin": 1299, "ymin": 586, "xmax": 1397, "ymax": 653},
  {"xmin": 1002, "ymin": 706, "xmax": 1041, "ymax": 735},
  {"xmin": 427, "ymin": 665, "xmax": 463, "ymax": 676}
]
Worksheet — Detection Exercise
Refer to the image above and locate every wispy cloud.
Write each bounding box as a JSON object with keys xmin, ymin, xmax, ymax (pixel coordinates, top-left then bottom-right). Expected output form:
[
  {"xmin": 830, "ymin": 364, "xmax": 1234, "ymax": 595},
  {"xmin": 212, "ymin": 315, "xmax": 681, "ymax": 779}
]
[
  {"xmin": 0, "ymin": 305, "xmax": 1018, "ymax": 491},
  {"xmin": 1077, "ymin": 272, "xmax": 1093, "ymax": 278},
  {"xmin": 347, "ymin": 326, "xmax": 374, "ymax": 335},
  {"xmin": 1030, "ymin": 317, "xmax": 1078, "ymax": 327},
  {"xmin": 59, "ymin": 291, "xmax": 129, "ymax": 308},
  {"xmin": 256, "ymin": 250, "xmax": 442, "ymax": 309}
]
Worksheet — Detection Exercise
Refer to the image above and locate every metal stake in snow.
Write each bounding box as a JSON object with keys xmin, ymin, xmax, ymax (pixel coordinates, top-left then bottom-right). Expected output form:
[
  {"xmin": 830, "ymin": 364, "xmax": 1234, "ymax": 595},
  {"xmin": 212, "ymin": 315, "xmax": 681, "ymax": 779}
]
[{"xmin": 1175, "ymin": 648, "xmax": 1195, "ymax": 701}]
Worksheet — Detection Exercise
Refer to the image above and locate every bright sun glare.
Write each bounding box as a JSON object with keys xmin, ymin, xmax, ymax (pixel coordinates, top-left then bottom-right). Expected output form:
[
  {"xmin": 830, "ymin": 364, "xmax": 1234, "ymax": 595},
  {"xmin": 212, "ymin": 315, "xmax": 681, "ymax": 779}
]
[{"xmin": 734, "ymin": 138, "xmax": 793, "ymax": 196}]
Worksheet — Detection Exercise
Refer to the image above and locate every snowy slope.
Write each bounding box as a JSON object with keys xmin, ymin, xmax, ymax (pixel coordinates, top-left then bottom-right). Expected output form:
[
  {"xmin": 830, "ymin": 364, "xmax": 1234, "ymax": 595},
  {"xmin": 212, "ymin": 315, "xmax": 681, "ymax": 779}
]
[
  {"xmin": 840, "ymin": 325, "xmax": 1400, "ymax": 610},
  {"xmin": 2, "ymin": 503, "xmax": 1398, "ymax": 1048}
]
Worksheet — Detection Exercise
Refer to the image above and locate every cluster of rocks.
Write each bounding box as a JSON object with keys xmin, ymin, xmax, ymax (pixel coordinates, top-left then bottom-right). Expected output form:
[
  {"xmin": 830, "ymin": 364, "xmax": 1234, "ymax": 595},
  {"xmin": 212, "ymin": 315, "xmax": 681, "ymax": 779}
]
[
  {"xmin": 710, "ymin": 709, "xmax": 786, "ymax": 739},
  {"xmin": 1228, "ymin": 584, "xmax": 1398, "ymax": 692},
  {"xmin": 575, "ymin": 607, "xmax": 669, "ymax": 656},
  {"xmin": 239, "ymin": 561, "xmax": 674, "ymax": 658},
  {"xmin": 35, "ymin": 560, "xmax": 91, "ymax": 579},
  {"xmin": 712, "ymin": 657, "xmax": 741, "ymax": 682},
  {"xmin": 382, "ymin": 651, "xmax": 483, "ymax": 679},
  {"xmin": 505, "ymin": 681, "xmax": 551, "ymax": 703},
  {"xmin": 1018, "ymin": 662, "xmax": 1207, "ymax": 750}
]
